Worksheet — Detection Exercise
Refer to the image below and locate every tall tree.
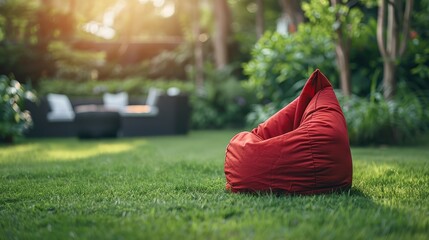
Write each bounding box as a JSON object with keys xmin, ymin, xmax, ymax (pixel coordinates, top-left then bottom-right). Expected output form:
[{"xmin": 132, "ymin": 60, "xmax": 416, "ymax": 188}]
[
  {"xmin": 192, "ymin": 0, "xmax": 204, "ymax": 92},
  {"xmin": 212, "ymin": 0, "xmax": 231, "ymax": 69},
  {"xmin": 330, "ymin": 0, "xmax": 351, "ymax": 97},
  {"xmin": 376, "ymin": 0, "xmax": 413, "ymax": 99},
  {"xmin": 303, "ymin": 0, "xmax": 363, "ymax": 97}
]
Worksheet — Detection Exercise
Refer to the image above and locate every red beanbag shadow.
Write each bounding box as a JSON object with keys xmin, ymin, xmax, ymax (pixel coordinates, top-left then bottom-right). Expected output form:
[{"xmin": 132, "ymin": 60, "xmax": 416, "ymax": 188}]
[{"xmin": 224, "ymin": 69, "xmax": 352, "ymax": 194}]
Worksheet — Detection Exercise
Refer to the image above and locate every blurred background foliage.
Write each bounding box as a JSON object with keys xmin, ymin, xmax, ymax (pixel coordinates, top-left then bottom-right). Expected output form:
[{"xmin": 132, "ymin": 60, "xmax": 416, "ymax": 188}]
[
  {"xmin": 0, "ymin": 0, "xmax": 428, "ymax": 145},
  {"xmin": 0, "ymin": 75, "xmax": 36, "ymax": 142}
]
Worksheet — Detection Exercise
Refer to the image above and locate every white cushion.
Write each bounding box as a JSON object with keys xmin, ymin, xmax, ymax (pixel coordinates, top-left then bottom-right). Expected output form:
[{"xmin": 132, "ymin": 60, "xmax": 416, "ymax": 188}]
[
  {"xmin": 146, "ymin": 88, "xmax": 161, "ymax": 106},
  {"xmin": 46, "ymin": 93, "xmax": 75, "ymax": 122},
  {"xmin": 167, "ymin": 87, "xmax": 180, "ymax": 96},
  {"xmin": 103, "ymin": 92, "xmax": 128, "ymax": 111}
]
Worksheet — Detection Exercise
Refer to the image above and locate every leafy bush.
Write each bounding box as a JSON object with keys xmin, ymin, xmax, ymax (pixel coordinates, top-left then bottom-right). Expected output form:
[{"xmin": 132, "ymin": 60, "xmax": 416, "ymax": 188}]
[
  {"xmin": 244, "ymin": 102, "xmax": 278, "ymax": 129},
  {"xmin": 339, "ymin": 82, "xmax": 429, "ymax": 145},
  {"xmin": 243, "ymin": 26, "xmax": 337, "ymax": 109},
  {"xmin": 243, "ymin": 25, "xmax": 337, "ymax": 127},
  {"xmin": 402, "ymin": 34, "xmax": 429, "ymax": 94},
  {"xmin": 48, "ymin": 41, "xmax": 106, "ymax": 81},
  {"xmin": 0, "ymin": 75, "xmax": 36, "ymax": 143},
  {"xmin": 190, "ymin": 65, "xmax": 252, "ymax": 129}
]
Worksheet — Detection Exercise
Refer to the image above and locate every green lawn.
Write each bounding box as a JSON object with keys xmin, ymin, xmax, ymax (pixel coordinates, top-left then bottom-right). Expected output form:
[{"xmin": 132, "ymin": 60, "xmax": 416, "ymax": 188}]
[{"xmin": 1, "ymin": 130, "xmax": 428, "ymax": 240}]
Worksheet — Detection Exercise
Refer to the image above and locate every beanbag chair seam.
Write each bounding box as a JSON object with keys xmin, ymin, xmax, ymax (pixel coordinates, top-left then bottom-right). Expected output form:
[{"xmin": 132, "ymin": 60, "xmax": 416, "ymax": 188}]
[
  {"xmin": 303, "ymin": 90, "xmax": 324, "ymax": 191},
  {"xmin": 293, "ymin": 70, "xmax": 330, "ymax": 129}
]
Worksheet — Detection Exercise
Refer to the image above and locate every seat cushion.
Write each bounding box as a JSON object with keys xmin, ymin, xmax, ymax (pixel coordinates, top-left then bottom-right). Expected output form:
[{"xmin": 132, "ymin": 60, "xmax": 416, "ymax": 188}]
[
  {"xmin": 224, "ymin": 69, "xmax": 352, "ymax": 194},
  {"xmin": 46, "ymin": 93, "xmax": 75, "ymax": 122},
  {"xmin": 103, "ymin": 92, "xmax": 128, "ymax": 111}
]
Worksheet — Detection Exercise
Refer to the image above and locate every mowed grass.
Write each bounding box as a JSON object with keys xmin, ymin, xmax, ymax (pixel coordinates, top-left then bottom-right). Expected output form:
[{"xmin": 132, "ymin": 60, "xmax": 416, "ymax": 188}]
[{"xmin": 1, "ymin": 130, "xmax": 428, "ymax": 240}]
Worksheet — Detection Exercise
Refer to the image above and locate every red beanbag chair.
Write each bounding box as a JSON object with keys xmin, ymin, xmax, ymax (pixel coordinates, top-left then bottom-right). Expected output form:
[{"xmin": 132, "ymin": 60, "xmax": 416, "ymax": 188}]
[{"xmin": 224, "ymin": 69, "xmax": 352, "ymax": 194}]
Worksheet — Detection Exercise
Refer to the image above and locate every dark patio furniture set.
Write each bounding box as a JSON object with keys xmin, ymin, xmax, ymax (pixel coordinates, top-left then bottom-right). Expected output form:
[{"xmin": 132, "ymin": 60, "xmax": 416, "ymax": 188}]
[{"xmin": 25, "ymin": 94, "xmax": 190, "ymax": 139}]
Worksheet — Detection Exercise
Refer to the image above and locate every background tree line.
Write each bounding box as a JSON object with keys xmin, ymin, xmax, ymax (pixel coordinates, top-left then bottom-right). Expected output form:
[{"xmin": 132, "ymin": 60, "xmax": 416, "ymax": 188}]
[{"xmin": 1, "ymin": 0, "xmax": 428, "ymax": 144}]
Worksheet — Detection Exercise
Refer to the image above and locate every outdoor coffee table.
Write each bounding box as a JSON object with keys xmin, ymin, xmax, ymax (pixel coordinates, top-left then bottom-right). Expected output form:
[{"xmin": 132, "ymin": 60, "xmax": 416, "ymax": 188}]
[
  {"xmin": 119, "ymin": 105, "xmax": 161, "ymax": 136},
  {"xmin": 74, "ymin": 105, "xmax": 120, "ymax": 139}
]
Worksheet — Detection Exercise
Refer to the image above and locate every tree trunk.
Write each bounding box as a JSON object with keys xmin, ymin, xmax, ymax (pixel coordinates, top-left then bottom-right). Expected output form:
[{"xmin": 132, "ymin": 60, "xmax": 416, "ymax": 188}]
[
  {"xmin": 39, "ymin": 0, "xmax": 53, "ymax": 43},
  {"xmin": 383, "ymin": 60, "xmax": 396, "ymax": 99},
  {"xmin": 192, "ymin": 0, "xmax": 204, "ymax": 93},
  {"xmin": 280, "ymin": 0, "xmax": 304, "ymax": 33},
  {"xmin": 335, "ymin": 42, "xmax": 351, "ymax": 97},
  {"xmin": 256, "ymin": 0, "xmax": 264, "ymax": 39},
  {"xmin": 331, "ymin": 0, "xmax": 351, "ymax": 97},
  {"xmin": 383, "ymin": 0, "xmax": 398, "ymax": 99},
  {"xmin": 213, "ymin": 0, "xmax": 231, "ymax": 69},
  {"xmin": 377, "ymin": 0, "xmax": 414, "ymax": 100},
  {"xmin": 61, "ymin": 0, "xmax": 76, "ymax": 41}
]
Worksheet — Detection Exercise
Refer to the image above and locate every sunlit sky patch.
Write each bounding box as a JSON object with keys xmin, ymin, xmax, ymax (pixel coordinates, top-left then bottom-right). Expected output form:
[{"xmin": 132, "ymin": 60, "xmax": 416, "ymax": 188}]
[
  {"xmin": 83, "ymin": 21, "xmax": 116, "ymax": 39},
  {"xmin": 159, "ymin": 2, "xmax": 175, "ymax": 18},
  {"xmin": 83, "ymin": 0, "xmax": 126, "ymax": 39},
  {"xmin": 84, "ymin": 0, "xmax": 175, "ymax": 39}
]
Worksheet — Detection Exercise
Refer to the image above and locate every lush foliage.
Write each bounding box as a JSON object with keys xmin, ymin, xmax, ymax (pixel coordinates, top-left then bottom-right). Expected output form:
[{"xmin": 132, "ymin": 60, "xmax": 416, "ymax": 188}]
[
  {"xmin": 243, "ymin": 27, "xmax": 337, "ymax": 109},
  {"xmin": 242, "ymin": 25, "xmax": 337, "ymax": 128},
  {"xmin": 0, "ymin": 0, "xmax": 75, "ymax": 81},
  {"xmin": 0, "ymin": 0, "xmax": 187, "ymax": 82},
  {"xmin": 190, "ymin": 66, "xmax": 252, "ymax": 129},
  {"xmin": 302, "ymin": 0, "xmax": 364, "ymax": 41},
  {"xmin": 245, "ymin": 102, "xmax": 279, "ymax": 129},
  {"xmin": 242, "ymin": 1, "xmax": 429, "ymax": 145},
  {"xmin": 2, "ymin": 0, "xmax": 429, "ymax": 137},
  {"xmin": 403, "ymin": 28, "xmax": 429, "ymax": 94},
  {"xmin": 228, "ymin": 0, "xmax": 283, "ymax": 65},
  {"xmin": 0, "ymin": 75, "xmax": 36, "ymax": 142},
  {"xmin": 339, "ymin": 81, "xmax": 429, "ymax": 145},
  {"xmin": 1, "ymin": 130, "xmax": 428, "ymax": 239},
  {"xmin": 48, "ymin": 41, "xmax": 106, "ymax": 81}
]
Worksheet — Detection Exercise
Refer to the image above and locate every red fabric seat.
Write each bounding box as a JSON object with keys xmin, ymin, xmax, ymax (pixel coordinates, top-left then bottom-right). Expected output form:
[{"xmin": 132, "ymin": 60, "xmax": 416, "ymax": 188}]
[{"xmin": 224, "ymin": 69, "xmax": 352, "ymax": 194}]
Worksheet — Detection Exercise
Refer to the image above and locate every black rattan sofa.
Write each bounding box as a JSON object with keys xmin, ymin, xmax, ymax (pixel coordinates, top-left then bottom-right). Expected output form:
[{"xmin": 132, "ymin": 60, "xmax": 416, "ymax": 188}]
[{"xmin": 25, "ymin": 95, "xmax": 190, "ymax": 138}]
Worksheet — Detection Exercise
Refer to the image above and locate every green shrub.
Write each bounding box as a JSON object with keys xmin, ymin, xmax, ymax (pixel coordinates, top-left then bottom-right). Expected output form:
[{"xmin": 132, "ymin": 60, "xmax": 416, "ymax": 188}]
[
  {"xmin": 48, "ymin": 41, "xmax": 106, "ymax": 81},
  {"xmin": 243, "ymin": 25, "xmax": 337, "ymax": 127},
  {"xmin": 0, "ymin": 75, "xmax": 36, "ymax": 143},
  {"xmin": 339, "ymin": 82, "xmax": 429, "ymax": 145},
  {"xmin": 243, "ymin": 26, "xmax": 337, "ymax": 109},
  {"xmin": 245, "ymin": 82, "xmax": 429, "ymax": 145},
  {"xmin": 245, "ymin": 102, "xmax": 278, "ymax": 129},
  {"xmin": 190, "ymin": 65, "xmax": 252, "ymax": 129}
]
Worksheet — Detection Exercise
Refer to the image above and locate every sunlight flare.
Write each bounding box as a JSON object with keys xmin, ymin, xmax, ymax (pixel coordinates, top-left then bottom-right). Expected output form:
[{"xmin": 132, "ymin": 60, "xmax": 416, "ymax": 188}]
[
  {"xmin": 82, "ymin": 0, "xmax": 126, "ymax": 39},
  {"xmin": 45, "ymin": 143, "xmax": 134, "ymax": 161}
]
